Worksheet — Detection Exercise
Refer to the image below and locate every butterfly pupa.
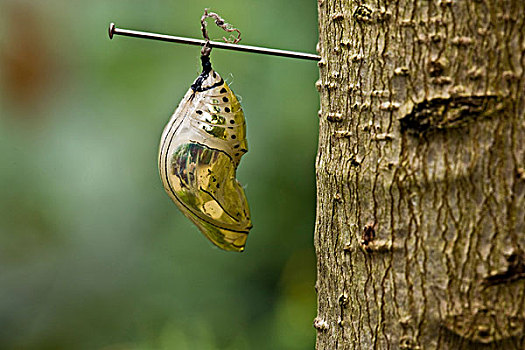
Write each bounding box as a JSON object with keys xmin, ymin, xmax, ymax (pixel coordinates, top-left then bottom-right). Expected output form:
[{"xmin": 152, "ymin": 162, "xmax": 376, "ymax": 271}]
[{"xmin": 158, "ymin": 55, "xmax": 252, "ymax": 252}]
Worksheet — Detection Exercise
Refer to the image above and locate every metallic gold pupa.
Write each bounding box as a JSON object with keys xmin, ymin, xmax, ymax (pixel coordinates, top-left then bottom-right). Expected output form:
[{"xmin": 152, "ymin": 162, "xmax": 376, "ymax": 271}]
[{"xmin": 158, "ymin": 53, "xmax": 251, "ymax": 252}]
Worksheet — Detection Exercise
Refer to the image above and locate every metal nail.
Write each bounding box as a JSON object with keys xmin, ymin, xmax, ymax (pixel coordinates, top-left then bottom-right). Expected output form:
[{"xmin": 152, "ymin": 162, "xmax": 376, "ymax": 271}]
[{"xmin": 108, "ymin": 23, "xmax": 321, "ymax": 61}]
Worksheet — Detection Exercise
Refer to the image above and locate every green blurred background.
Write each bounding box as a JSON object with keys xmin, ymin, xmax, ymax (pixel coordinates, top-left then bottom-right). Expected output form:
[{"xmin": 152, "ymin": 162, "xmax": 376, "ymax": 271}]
[{"xmin": 0, "ymin": 1, "xmax": 319, "ymax": 349}]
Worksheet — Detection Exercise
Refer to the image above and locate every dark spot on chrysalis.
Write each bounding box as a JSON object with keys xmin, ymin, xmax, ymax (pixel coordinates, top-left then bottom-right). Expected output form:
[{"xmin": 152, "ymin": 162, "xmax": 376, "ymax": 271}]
[
  {"xmin": 196, "ymin": 110, "xmax": 203, "ymax": 114},
  {"xmin": 240, "ymin": 149, "xmax": 247, "ymax": 153},
  {"xmin": 230, "ymin": 119, "xmax": 235, "ymax": 124},
  {"xmin": 233, "ymin": 144, "xmax": 240, "ymax": 149},
  {"xmin": 231, "ymin": 135, "xmax": 236, "ymax": 139},
  {"xmin": 220, "ymin": 87, "xmax": 227, "ymax": 93},
  {"xmin": 222, "ymin": 97, "xmax": 229, "ymax": 102},
  {"xmin": 235, "ymin": 153, "xmax": 240, "ymax": 156},
  {"xmin": 228, "ymin": 127, "xmax": 233, "ymax": 129},
  {"xmin": 225, "ymin": 107, "xmax": 230, "ymax": 113},
  {"xmin": 216, "ymin": 183, "xmax": 220, "ymax": 188},
  {"xmin": 212, "ymin": 72, "xmax": 217, "ymax": 78}
]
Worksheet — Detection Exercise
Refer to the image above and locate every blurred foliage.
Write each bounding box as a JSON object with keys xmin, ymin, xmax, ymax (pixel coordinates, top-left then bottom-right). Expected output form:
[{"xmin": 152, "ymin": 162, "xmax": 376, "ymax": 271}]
[{"xmin": 0, "ymin": 1, "xmax": 319, "ymax": 349}]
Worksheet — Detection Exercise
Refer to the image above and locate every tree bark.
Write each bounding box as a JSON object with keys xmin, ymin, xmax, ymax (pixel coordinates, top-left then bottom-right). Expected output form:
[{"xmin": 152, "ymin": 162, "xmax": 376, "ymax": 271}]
[{"xmin": 315, "ymin": 1, "xmax": 525, "ymax": 349}]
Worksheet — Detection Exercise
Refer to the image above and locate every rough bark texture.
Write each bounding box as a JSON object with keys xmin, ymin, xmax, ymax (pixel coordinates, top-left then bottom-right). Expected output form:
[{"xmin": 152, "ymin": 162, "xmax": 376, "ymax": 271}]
[{"xmin": 315, "ymin": 1, "xmax": 525, "ymax": 349}]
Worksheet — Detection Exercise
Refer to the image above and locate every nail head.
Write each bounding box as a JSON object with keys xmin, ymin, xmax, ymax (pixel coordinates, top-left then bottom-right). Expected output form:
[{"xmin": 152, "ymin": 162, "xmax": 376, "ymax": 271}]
[{"xmin": 109, "ymin": 23, "xmax": 115, "ymax": 39}]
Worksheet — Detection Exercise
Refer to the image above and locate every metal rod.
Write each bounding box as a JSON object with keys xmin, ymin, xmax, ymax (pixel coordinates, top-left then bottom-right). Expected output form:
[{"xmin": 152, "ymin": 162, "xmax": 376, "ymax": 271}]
[{"xmin": 108, "ymin": 23, "xmax": 321, "ymax": 61}]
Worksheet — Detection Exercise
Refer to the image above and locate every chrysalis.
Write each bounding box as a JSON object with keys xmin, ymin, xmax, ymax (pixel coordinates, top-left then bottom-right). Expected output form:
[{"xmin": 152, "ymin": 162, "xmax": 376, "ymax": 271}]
[{"xmin": 158, "ymin": 54, "xmax": 252, "ymax": 252}]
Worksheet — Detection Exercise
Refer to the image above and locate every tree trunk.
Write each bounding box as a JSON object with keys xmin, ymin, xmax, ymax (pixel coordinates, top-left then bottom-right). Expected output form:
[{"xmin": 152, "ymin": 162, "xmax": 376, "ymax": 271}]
[{"xmin": 314, "ymin": 1, "xmax": 524, "ymax": 349}]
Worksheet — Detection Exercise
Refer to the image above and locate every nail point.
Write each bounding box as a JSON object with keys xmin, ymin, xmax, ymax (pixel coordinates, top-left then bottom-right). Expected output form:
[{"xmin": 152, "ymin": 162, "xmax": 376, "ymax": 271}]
[{"xmin": 109, "ymin": 23, "xmax": 115, "ymax": 39}]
